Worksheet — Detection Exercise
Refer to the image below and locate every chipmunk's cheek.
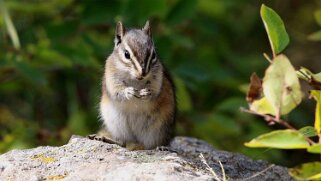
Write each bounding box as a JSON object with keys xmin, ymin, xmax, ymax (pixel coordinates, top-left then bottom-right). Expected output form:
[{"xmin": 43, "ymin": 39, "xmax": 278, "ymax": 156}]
[{"xmin": 129, "ymin": 70, "xmax": 137, "ymax": 80}]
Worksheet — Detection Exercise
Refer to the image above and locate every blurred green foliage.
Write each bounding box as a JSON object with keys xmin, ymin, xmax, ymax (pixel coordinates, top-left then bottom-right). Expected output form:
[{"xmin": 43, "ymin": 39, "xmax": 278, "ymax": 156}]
[{"xmin": 0, "ymin": 0, "xmax": 320, "ymax": 166}]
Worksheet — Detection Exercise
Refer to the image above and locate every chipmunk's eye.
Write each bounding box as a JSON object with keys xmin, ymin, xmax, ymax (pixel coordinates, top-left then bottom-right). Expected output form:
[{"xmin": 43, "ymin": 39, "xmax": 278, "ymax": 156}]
[
  {"xmin": 124, "ymin": 50, "xmax": 130, "ymax": 59},
  {"xmin": 151, "ymin": 51, "xmax": 156, "ymax": 60}
]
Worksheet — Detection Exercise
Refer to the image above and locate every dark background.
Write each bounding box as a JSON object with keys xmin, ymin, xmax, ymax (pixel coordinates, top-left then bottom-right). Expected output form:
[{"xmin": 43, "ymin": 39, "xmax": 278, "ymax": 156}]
[{"xmin": 1, "ymin": 0, "xmax": 320, "ymax": 166}]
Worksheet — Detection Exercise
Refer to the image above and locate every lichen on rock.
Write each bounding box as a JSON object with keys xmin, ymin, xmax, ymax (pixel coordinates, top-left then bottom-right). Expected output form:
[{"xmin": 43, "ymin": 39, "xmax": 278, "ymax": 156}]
[{"xmin": 0, "ymin": 136, "xmax": 294, "ymax": 181}]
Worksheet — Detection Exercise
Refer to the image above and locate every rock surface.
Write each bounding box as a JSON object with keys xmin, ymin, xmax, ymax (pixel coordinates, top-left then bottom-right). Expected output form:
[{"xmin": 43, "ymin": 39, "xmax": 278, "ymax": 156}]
[{"xmin": 0, "ymin": 136, "xmax": 294, "ymax": 181}]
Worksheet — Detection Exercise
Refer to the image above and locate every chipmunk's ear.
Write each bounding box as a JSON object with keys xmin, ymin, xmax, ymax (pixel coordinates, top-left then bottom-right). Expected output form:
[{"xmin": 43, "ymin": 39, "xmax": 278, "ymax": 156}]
[
  {"xmin": 142, "ymin": 20, "xmax": 151, "ymax": 37},
  {"xmin": 115, "ymin": 21, "xmax": 125, "ymax": 46}
]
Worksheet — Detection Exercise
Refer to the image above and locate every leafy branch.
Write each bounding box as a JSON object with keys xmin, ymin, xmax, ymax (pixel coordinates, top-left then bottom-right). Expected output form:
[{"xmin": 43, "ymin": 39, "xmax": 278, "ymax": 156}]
[
  {"xmin": 243, "ymin": 4, "xmax": 321, "ymax": 180},
  {"xmin": 240, "ymin": 107, "xmax": 315, "ymax": 145}
]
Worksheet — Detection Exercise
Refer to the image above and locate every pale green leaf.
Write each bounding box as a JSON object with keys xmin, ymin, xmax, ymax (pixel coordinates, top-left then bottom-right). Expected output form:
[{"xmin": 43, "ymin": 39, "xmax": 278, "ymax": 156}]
[
  {"xmin": 263, "ymin": 55, "xmax": 302, "ymax": 116},
  {"xmin": 249, "ymin": 96, "xmax": 275, "ymax": 115},
  {"xmin": 308, "ymin": 30, "xmax": 321, "ymax": 41},
  {"xmin": 260, "ymin": 4, "xmax": 289, "ymax": 55},
  {"xmin": 314, "ymin": 10, "xmax": 321, "ymax": 26},
  {"xmin": 299, "ymin": 126, "xmax": 317, "ymax": 137},
  {"xmin": 289, "ymin": 162, "xmax": 321, "ymax": 180},
  {"xmin": 307, "ymin": 144, "xmax": 321, "ymax": 154},
  {"xmin": 245, "ymin": 130, "xmax": 309, "ymax": 149},
  {"xmin": 310, "ymin": 90, "xmax": 321, "ymax": 134},
  {"xmin": 314, "ymin": 72, "xmax": 321, "ymax": 83}
]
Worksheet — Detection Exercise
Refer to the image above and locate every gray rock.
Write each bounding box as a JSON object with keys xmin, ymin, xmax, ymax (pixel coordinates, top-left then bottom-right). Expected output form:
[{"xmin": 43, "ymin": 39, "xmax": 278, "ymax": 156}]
[{"xmin": 0, "ymin": 136, "xmax": 294, "ymax": 181}]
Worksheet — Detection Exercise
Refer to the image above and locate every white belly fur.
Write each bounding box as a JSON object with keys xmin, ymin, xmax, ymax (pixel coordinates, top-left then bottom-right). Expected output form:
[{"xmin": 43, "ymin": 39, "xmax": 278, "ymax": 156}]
[{"xmin": 100, "ymin": 99, "xmax": 163, "ymax": 149}]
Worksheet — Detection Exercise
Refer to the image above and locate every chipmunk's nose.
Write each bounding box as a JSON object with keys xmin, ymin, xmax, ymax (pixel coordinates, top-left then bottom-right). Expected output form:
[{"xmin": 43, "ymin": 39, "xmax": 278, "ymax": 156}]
[{"xmin": 136, "ymin": 71, "xmax": 146, "ymax": 80}]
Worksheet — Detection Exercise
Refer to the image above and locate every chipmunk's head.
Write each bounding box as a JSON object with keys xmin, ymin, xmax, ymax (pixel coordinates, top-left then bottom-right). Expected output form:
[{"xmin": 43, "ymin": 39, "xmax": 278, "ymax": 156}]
[{"xmin": 113, "ymin": 21, "xmax": 160, "ymax": 80}]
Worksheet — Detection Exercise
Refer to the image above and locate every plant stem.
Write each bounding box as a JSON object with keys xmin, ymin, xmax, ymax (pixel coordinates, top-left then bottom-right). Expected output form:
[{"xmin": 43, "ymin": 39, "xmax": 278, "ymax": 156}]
[
  {"xmin": 319, "ymin": 135, "xmax": 321, "ymax": 161},
  {"xmin": 0, "ymin": 0, "xmax": 21, "ymax": 50},
  {"xmin": 240, "ymin": 107, "xmax": 315, "ymax": 145}
]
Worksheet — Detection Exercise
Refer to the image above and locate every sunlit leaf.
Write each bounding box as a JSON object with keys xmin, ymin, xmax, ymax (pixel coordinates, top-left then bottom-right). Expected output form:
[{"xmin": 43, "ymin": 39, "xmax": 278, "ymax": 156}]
[
  {"xmin": 260, "ymin": 4, "xmax": 289, "ymax": 55},
  {"xmin": 308, "ymin": 30, "xmax": 321, "ymax": 41},
  {"xmin": 289, "ymin": 162, "xmax": 321, "ymax": 180},
  {"xmin": 299, "ymin": 126, "xmax": 317, "ymax": 137},
  {"xmin": 263, "ymin": 54, "xmax": 302, "ymax": 116},
  {"xmin": 315, "ymin": 73, "xmax": 321, "ymax": 82},
  {"xmin": 245, "ymin": 130, "xmax": 309, "ymax": 149},
  {"xmin": 310, "ymin": 90, "xmax": 321, "ymax": 134},
  {"xmin": 307, "ymin": 144, "xmax": 321, "ymax": 154},
  {"xmin": 249, "ymin": 96, "xmax": 275, "ymax": 115}
]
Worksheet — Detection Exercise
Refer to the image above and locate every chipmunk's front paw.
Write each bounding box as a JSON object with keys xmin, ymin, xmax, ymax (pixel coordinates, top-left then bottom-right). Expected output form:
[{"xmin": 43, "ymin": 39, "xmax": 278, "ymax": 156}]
[
  {"xmin": 139, "ymin": 88, "xmax": 151, "ymax": 99},
  {"xmin": 124, "ymin": 87, "xmax": 136, "ymax": 100}
]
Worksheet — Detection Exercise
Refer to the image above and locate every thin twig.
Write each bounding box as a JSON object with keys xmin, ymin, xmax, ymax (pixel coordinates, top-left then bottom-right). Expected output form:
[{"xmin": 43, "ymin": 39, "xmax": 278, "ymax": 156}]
[
  {"xmin": 263, "ymin": 53, "xmax": 272, "ymax": 63},
  {"xmin": 218, "ymin": 160, "xmax": 226, "ymax": 181},
  {"xmin": 240, "ymin": 107, "xmax": 315, "ymax": 145},
  {"xmin": 0, "ymin": 0, "xmax": 21, "ymax": 50},
  {"xmin": 199, "ymin": 153, "xmax": 222, "ymax": 181},
  {"xmin": 242, "ymin": 164, "xmax": 275, "ymax": 181}
]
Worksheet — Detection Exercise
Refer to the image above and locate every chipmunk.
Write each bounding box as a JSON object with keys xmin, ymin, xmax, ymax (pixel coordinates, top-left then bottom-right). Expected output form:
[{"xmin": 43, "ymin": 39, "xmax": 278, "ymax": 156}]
[{"xmin": 89, "ymin": 21, "xmax": 176, "ymax": 150}]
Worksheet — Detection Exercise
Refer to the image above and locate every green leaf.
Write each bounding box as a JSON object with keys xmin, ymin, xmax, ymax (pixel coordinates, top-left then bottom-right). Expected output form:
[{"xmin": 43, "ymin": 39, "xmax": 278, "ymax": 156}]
[
  {"xmin": 308, "ymin": 30, "xmax": 321, "ymax": 41},
  {"xmin": 249, "ymin": 96, "xmax": 275, "ymax": 115},
  {"xmin": 310, "ymin": 90, "xmax": 321, "ymax": 134},
  {"xmin": 263, "ymin": 55, "xmax": 302, "ymax": 116},
  {"xmin": 315, "ymin": 73, "xmax": 321, "ymax": 83},
  {"xmin": 289, "ymin": 162, "xmax": 321, "ymax": 180},
  {"xmin": 307, "ymin": 144, "xmax": 321, "ymax": 154},
  {"xmin": 245, "ymin": 130, "xmax": 309, "ymax": 149},
  {"xmin": 260, "ymin": 4, "xmax": 290, "ymax": 55},
  {"xmin": 299, "ymin": 126, "xmax": 317, "ymax": 137},
  {"xmin": 314, "ymin": 10, "xmax": 321, "ymax": 26}
]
